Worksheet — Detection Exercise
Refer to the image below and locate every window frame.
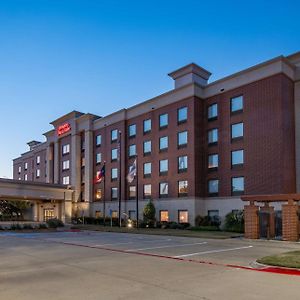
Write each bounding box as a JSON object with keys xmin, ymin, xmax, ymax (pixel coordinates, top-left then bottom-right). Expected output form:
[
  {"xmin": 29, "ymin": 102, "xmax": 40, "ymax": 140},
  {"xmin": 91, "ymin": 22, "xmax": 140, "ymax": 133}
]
[
  {"xmin": 231, "ymin": 176, "xmax": 245, "ymax": 196},
  {"xmin": 177, "ymin": 106, "xmax": 188, "ymax": 124},
  {"xmin": 178, "ymin": 180, "xmax": 188, "ymax": 197},
  {"xmin": 178, "ymin": 130, "xmax": 188, "ymax": 148},
  {"xmin": 231, "ymin": 122, "xmax": 244, "ymax": 141},
  {"xmin": 159, "ymin": 113, "xmax": 168, "ymax": 129},
  {"xmin": 230, "ymin": 95, "xmax": 243, "ymax": 114},
  {"xmin": 208, "ymin": 179, "xmax": 219, "ymax": 197},
  {"xmin": 208, "ymin": 103, "xmax": 218, "ymax": 121}
]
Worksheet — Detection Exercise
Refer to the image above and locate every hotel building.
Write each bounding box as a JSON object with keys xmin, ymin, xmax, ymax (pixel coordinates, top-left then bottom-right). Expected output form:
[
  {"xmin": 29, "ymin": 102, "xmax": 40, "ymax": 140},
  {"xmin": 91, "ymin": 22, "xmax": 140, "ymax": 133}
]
[{"xmin": 13, "ymin": 51, "xmax": 300, "ymax": 224}]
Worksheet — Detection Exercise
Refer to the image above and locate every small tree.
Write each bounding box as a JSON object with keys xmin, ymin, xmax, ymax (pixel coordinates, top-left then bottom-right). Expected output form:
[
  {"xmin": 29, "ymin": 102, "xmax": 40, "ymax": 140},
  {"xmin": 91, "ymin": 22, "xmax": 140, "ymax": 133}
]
[{"xmin": 143, "ymin": 201, "xmax": 156, "ymax": 223}]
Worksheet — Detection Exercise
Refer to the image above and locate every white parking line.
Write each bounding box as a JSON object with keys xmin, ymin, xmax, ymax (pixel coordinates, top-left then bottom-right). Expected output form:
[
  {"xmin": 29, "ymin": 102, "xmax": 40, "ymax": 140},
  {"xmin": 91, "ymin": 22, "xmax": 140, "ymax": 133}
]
[
  {"xmin": 174, "ymin": 245, "xmax": 253, "ymax": 258},
  {"xmin": 126, "ymin": 242, "xmax": 207, "ymax": 252}
]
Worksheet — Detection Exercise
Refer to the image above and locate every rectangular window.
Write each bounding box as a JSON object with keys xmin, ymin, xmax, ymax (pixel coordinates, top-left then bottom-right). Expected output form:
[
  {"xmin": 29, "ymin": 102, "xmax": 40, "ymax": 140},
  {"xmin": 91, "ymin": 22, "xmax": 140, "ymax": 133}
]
[
  {"xmin": 111, "ymin": 148, "xmax": 118, "ymax": 161},
  {"xmin": 178, "ymin": 106, "xmax": 188, "ymax": 123},
  {"xmin": 159, "ymin": 113, "xmax": 168, "ymax": 129},
  {"xmin": 178, "ymin": 180, "xmax": 188, "ymax": 197},
  {"xmin": 143, "ymin": 162, "xmax": 152, "ymax": 177},
  {"xmin": 62, "ymin": 144, "xmax": 70, "ymax": 155},
  {"xmin": 111, "ymin": 211, "xmax": 118, "ymax": 218},
  {"xmin": 231, "ymin": 122, "xmax": 244, "ymax": 140},
  {"xmin": 208, "ymin": 210, "xmax": 219, "ymax": 217},
  {"xmin": 143, "ymin": 119, "xmax": 152, "ymax": 133},
  {"xmin": 81, "ymin": 157, "xmax": 85, "ymax": 167},
  {"xmin": 208, "ymin": 179, "xmax": 219, "ymax": 196},
  {"xmin": 231, "ymin": 150, "xmax": 244, "ymax": 166},
  {"xmin": 24, "ymin": 162, "xmax": 28, "ymax": 170},
  {"xmin": 18, "ymin": 166, "xmax": 21, "ymax": 174},
  {"xmin": 160, "ymin": 210, "xmax": 169, "ymax": 222},
  {"xmin": 36, "ymin": 156, "xmax": 41, "ymax": 165},
  {"xmin": 208, "ymin": 154, "xmax": 218, "ymax": 169},
  {"xmin": 95, "ymin": 211, "xmax": 102, "ymax": 218},
  {"xmin": 232, "ymin": 177, "xmax": 244, "ymax": 195},
  {"xmin": 143, "ymin": 140, "xmax": 151, "ymax": 155},
  {"xmin": 128, "ymin": 124, "xmax": 136, "ymax": 137},
  {"xmin": 128, "ymin": 210, "xmax": 136, "ymax": 219},
  {"xmin": 178, "ymin": 210, "xmax": 189, "ymax": 223},
  {"xmin": 111, "ymin": 168, "xmax": 118, "ymax": 181},
  {"xmin": 231, "ymin": 95, "xmax": 243, "ymax": 113},
  {"xmin": 24, "ymin": 174, "xmax": 28, "ymax": 181},
  {"xmin": 143, "ymin": 184, "xmax": 152, "ymax": 199},
  {"xmin": 159, "ymin": 159, "xmax": 168, "ymax": 175},
  {"xmin": 178, "ymin": 155, "xmax": 188, "ymax": 173},
  {"xmin": 159, "ymin": 182, "xmax": 168, "ymax": 197},
  {"xmin": 208, "ymin": 103, "xmax": 218, "ymax": 120},
  {"xmin": 129, "ymin": 144, "xmax": 136, "ymax": 157},
  {"xmin": 63, "ymin": 176, "xmax": 70, "ymax": 185},
  {"xmin": 96, "ymin": 153, "xmax": 102, "ymax": 164},
  {"xmin": 96, "ymin": 135, "xmax": 102, "ymax": 146},
  {"xmin": 95, "ymin": 189, "xmax": 102, "ymax": 201},
  {"xmin": 159, "ymin": 136, "xmax": 168, "ymax": 151},
  {"xmin": 178, "ymin": 131, "xmax": 188, "ymax": 148},
  {"xmin": 129, "ymin": 186, "xmax": 136, "ymax": 199},
  {"xmin": 208, "ymin": 128, "xmax": 218, "ymax": 144},
  {"xmin": 111, "ymin": 187, "xmax": 118, "ymax": 200},
  {"xmin": 36, "ymin": 169, "xmax": 40, "ymax": 178},
  {"xmin": 111, "ymin": 129, "xmax": 118, "ymax": 142},
  {"xmin": 62, "ymin": 160, "xmax": 70, "ymax": 170}
]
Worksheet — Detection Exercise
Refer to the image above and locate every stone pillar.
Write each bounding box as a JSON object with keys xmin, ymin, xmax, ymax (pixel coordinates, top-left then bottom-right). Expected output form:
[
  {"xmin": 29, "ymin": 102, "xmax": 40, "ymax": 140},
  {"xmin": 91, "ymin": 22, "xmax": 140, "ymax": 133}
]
[
  {"xmin": 244, "ymin": 201, "xmax": 259, "ymax": 239},
  {"xmin": 71, "ymin": 134, "xmax": 82, "ymax": 203},
  {"xmin": 260, "ymin": 202, "xmax": 275, "ymax": 239},
  {"xmin": 53, "ymin": 142, "xmax": 60, "ymax": 184},
  {"xmin": 282, "ymin": 199, "xmax": 299, "ymax": 242},
  {"xmin": 33, "ymin": 202, "xmax": 40, "ymax": 222},
  {"xmin": 46, "ymin": 144, "xmax": 54, "ymax": 184}
]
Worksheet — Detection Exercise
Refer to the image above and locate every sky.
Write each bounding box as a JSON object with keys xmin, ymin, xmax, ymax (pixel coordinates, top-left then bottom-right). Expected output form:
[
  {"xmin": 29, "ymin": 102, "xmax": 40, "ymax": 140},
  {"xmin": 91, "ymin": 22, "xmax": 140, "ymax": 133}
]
[{"xmin": 0, "ymin": 0, "xmax": 299, "ymax": 178}]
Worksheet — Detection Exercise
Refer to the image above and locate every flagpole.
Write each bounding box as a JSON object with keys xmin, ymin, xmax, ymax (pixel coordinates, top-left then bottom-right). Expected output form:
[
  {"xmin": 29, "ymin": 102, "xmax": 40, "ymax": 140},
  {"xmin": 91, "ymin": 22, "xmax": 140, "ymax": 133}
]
[
  {"xmin": 103, "ymin": 162, "xmax": 106, "ymax": 227},
  {"xmin": 118, "ymin": 130, "xmax": 122, "ymax": 228},
  {"xmin": 136, "ymin": 154, "xmax": 139, "ymax": 229}
]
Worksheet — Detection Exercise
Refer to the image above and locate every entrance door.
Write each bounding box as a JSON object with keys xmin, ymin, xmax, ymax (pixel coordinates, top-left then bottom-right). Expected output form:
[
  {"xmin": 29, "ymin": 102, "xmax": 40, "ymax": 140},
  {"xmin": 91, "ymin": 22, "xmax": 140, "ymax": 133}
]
[
  {"xmin": 259, "ymin": 212, "xmax": 269, "ymax": 238},
  {"xmin": 44, "ymin": 208, "xmax": 54, "ymax": 221}
]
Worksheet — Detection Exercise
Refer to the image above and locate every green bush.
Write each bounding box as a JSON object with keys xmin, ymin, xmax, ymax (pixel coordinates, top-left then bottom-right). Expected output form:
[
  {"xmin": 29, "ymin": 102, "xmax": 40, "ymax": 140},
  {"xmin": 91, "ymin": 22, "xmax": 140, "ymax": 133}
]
[
  {"xmin": 46, "ymin": 218, "xmax": 64, "ymax": 228},
  {"xmin": 23, "ymin": 224, "xmax": 33, "ymax": 230},
  {"xmin": 39, "ymin": 223, "xmax": 48, "ymax": 229},
  {"xmin": 189, "ymin": 226, "xmax": 221, "ymax": 231},
  {"xmin": 143, "ymin": 201, "xmax": 156, "ymax": 223},
  {"xmin": 224, "ymin": 211, "xmax": 244, "ymax": 233},
  {"xmin": 195, "ymin": 215, "xmax": 221, "ymax": 228},
  {"xmin": 10, "ymin": 223, "xmax": 23, "ymax": 230}
]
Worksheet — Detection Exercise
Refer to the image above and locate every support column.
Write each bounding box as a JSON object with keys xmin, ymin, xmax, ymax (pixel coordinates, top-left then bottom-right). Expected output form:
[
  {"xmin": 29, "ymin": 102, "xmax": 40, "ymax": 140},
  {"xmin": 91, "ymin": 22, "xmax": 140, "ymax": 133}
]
[
  {"xmin": 46, "ymin": 143, "xmax": 54, "ymax": 183},
  {"xmin": 244, "ymin": 201, "xmax": 259, "ymax": 239},
  {"xmin": 71, "ymin": 134, "xmax": 81, "ymax": 203},
  {"xmin": 260, "ymin": 202, "xmax": 275, "ymax": 239},
  {"xmin": 33, "ymin": 202, "xmax": 40, "ymax": 222},
  {"xmin": 282, "ymin": 199, "xmax": 299, "ymax": 242}
]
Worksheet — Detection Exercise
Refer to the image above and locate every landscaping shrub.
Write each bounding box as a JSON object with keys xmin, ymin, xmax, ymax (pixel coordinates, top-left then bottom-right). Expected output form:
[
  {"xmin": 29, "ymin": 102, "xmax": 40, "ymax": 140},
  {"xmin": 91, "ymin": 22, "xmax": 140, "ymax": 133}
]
[
  {"xmin": 23, "ymin": 224, "xmax": 33, "ymax": 230},
  {"xmin": 10, "ymin": 223, "xmax": 23, "ymax": 230},
  {"xmin": 46, "ymin": 218, "xmax": 64, "ymax": 228},
  {"xmin": 143, "ymin": 201, "xmax": 156, "ymax": 222},
  {"xmin": 189, "ymin": 226, "xmax": 220, "ymax": 231},
  {"xmin": 39, "ymin": 223, "xmax": 48, "ymax": 229},
  {"xmin": 224, "ymin": 210, "xmax": 244, "ymax": 233},
  {"xmin": 195, "ymin": 215, "xmax": 221, "ymax": 228}
]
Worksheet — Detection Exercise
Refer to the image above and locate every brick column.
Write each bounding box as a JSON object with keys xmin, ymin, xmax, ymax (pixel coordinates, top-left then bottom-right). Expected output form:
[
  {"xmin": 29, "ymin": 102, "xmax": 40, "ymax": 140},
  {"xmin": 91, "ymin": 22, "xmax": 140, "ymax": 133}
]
[
  {"xmin": 282, "ymin": 199, "xmax": 299, "ymax": 242},
  {"xmin": 260, "ymin": 203, "xmax": 275, "ymax": 239},
  {"xmin": 244, "ymin": 201, "xmax": 259, "ymax": 239}
]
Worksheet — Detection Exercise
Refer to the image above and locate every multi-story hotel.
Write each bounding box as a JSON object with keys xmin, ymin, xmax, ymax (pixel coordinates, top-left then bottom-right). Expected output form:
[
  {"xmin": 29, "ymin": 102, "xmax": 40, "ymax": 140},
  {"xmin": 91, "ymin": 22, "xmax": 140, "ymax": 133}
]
[{"xmin": 13, "ymin": 51, "xmax": 300, "ymax": 225}]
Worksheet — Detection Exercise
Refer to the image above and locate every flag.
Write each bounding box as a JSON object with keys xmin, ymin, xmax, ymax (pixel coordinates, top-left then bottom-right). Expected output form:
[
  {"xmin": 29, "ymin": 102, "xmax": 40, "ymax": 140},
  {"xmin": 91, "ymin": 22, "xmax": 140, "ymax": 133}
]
[
  {"xmin": 179, "ymin": 156, "xmax": 186, "ymax": 169},
  {"xmin": 95, "ymin": 164, "xmax": 105, "ymax": 183},
  {"xmin": 127, "ymin": 159, "xmax": 136, "ymax": 183}
]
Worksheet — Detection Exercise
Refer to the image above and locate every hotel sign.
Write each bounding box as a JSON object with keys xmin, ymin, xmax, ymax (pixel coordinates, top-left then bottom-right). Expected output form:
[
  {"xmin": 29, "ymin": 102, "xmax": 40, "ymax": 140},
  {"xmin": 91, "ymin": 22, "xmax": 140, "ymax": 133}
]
[{"xmin": 57, "ymin": 123, "xmax": 71, "ymax": 136}]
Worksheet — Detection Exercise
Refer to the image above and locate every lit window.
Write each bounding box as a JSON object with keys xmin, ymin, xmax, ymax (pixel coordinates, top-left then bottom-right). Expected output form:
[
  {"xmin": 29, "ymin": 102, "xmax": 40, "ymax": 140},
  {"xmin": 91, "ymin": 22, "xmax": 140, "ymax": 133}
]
[
  {"xmin": 159, "ymin": 159, "xmax": 168, "ymax": 175},
  {"xmin": 81, "ymin": 157, "xmax": 85, "ymax": 167},
  {"xmin": 36, "ymin": 156, "xmax": 40, "ymax": 165},
  {"xmin": 24, "ymin": 174, "xmax": 28, "ymax": 181},
  {"xmin": 95, "ymin": 189, "xmax": 102, "ymax": 201},
  {"xmin": 160, "ymin": 211, "xmax": 169, "ymax": 222},
  {"xmin": 178, "ymin": 156, "xmax": 188, "ymax": 172},
  {"xmin": 111, "ymin": 168, "xmax": 118, "ymax": 180},
  {"xmin": 129, "ymin": 144, "xmax": 136, "ymax": 157},
  {"xmin": 24, "ymin": 162, "xmax": 28, "ymax": 170},
  {"xmin": 111, "ymin": 211, "xmax": 118, "ymax": 218},
  {"xmin": 96, "ymin": 153, "xmax": 101, "ymax": 164},
  {"xmin": 62, "ymin": 160, "xmax": 70, "ymax": 170},
  {"xmin": 208, "ymin": 154, "xmax": 218, "ymax": 169},
  {"xmin": 143, "ymin": 119, "xmax": 152, "ymax": 133},
  {"xmin": 159, "ymin": 136, "xmax": 168, "ymax": 151},
  {"xmin": 128, "ymin": 124, "xmax": 136, "ymax": 137},
  {"xmin": 231, "ymin": 95, "xmax": 243, "ymax": 113},
  {"xmin": 111, "ymin": 129, "xmax": 118, "ymax": 142},
  {"xmin": 232, "ymin": 150, "xmax": 244, "ymax": 166},
  {"xmin": 129, "ymin": 186, "xmax": 136, "ymax": 199},
  {"xmin": 159, "ymin": 182, "xmax": 168, "ymax": 197},
  {"xmin": 143, "ymin": 162, "xmax": 152, "ymax": 177},
  {"xmin": 18, "ymin": 166, "xmax": 21, "ymax": 174},
  {"xmin": 208, "ymin": 179, "xmax": 219, "ymax": 196},
  {"xmin": 178, "ymin": 107, "xmax": 188, "ymax": 123},
  {"xmin": 36, "ymin": 169, "xmax": 40, "ymax": 178},
  {"xmin": 178, "ymin": 211, "xmax": 188, "ymax": 223},
  {"xmin": 178, "ymin": 180, "xmax": 188, "ymax": 196},
  {"xmin": 111, "ymin": 148, "xmax": 118, "ymax": 161},
  {"xmin": 232, "ymin": 177, "xmax": 244, "ymax": 195},
  {"xmin": 159, "ymin": 113, "xmax": 168, "ymax": 129},
  {"xmin": 143, "ymin": 184, "xmax": 152, "ymax": 199},
  {"xmin": 208, "ymin": 128, "xmax": 218, "ymax": 144},
  {"xmin": 63, "ymin": 176, "xmax": 70, "ymax": 185},
  {"xmin": 96, "ymin": 135, "xmax": 102, "ymax": 146},
  {"xmin": 178, "ymin": 131, "xmax": 188, "ymax": 147},
  {"xmin": 231, "ymin": 123, "xmax": 244, "ymax": 139},
  {"xmin": 111, "ymin": 187, "xmax": 118, "ymax": 200},
  {"xmin": 62, "ymin": 144, "xmax": 70, "ymax": 154},
  {"xmin": 208, "ymin": 103, "xmax": 218, "ymax": 120},
  {"xmin": 143, "ymin": 140, "xmax": 151, "ymax": 154}
]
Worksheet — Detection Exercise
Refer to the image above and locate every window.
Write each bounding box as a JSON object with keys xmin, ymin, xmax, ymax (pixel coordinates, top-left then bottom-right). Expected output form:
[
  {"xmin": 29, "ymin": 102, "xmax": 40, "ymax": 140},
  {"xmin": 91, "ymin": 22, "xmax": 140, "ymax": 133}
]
[
  {"xmin": 111, "ymin": 211, "xmax": 118, "ymax": 218},
  {"xmin": 81, "ymin": 157, "xmax": 85, "ymax": 167},
  {"xmin": 208, "ymin": 179, "xmax": 219, "ymax": 196},
  {"xmin": 232, "ymin": 150, "xmax": 244, "ymax": 166},
  {"xmin": 96, "ymin": 135, "xmax": 102, "ymax": 146},
  {"xmin": 143, "ymin": 119, "xmax": 151, "ymax": 133},
  {"xmin": 143, "ymin": 162, "xmax": 152, "ymax": 177},
  {"xmin": 111, "ymin": 129, "xmax": 118, "ymax": 142},
  {"xmin": 231, "ymin": 95, "xmax": 243, "ymax": 113},
  {"xmin": 178, "ymin": 131, "xmax": 188, "ymax": 148},
  {"xmin": 208, "ymin": 103, "xmax": 218, "ymax": 120},
  {"xmin": 95, "ymin": 211, "xmax": 102, "ymax": 218},
  {"xmin": 178, "ymin": 156, "xmax": 188, "ymax": 172},
  {"xmin": 129, "ymin": 186, "xmax": 136, "ymax": 199},
  {"xmin": 160, "ymin": 211, "xmax": 169, "ymax": 222},
  {"xmin": 208, "ymin": 128, "xmax": 218, "ymax": 144},
  {"xmin": 36, "ymin": 169, "xmax": 40, "ymax": 178},
  {"xmin": 232, "ymin": 177, "xmax": 244, "ymax": 195},
  {"xmin": 128, "ymin": 124, "xmax": 136, "ymax": 137},
  {"xmin": 62, "ymin": 160, "xmax": 70, "ymax": 170},
  {"xmin": 95, "ymin": 189, "xmax": 102, "ymax": 201},
  {"xmin": 81, "ymin": 139, "xmax": 85, "ymax": 151},
  {"xmin": 63, "ymin": 176, "xmax": 70, "ymax": 185},
  {"xmin": 178, "ymin": 211, "xmax": 188, "ymax": 223},
  {"xmin": 18, "ymin": 166, "xmax": 21, "ymax": 174},
  {"xmin": 111, "ymin": 187, "xmax": 118, "ymax": 200},
  {"xmin": 36, "ymin": 156, "xmax": 40, "ymax": 165},
  {"xmin": 128, "ymin": 210, "xmax": 136, "ymax": 219},
  {"xmin": 159, "ymin": 136, "xmax": 168, "ymax": 151},
  {"xmin": 143, "ymin": 184, "xmax": 152, "ymax": 199},
  {"xmin": 111, "ymin": 168, "xmax": 118, "ymax": 181},
  {"xmin": 143, "ymin": 140, "xmax": 151, "ymax": 155},
  {"xmin": 208, "ymin": 210, "xmax": 219, "ymax": 217},
  {"xmin": 178, "ymin": 106, "xmax": 188, "ymax": 123},
  {"xmin": 62, "ymin": 144, "xmax": 70, "ymax": 155},
  {"xmin": 96, "ymin": 153, "xmax": 101, "ymax": 164},
  {"xmin": 129, "ymin": 144, "xmax": 136, "ymax": 157},
  {"xmin": 231, "ymin": 123, "xmax": 244, "ymax": 140},
  {"xmin": 208, "ymin": 154, "xmax": 218, "ymax": 169},
  {"xmin": 24, "ymin": 174, "xmax": 28, "ymax": 181},
  {"xmin": 111, "ymin": 148, "xmax": 118, "ymax": 161},
  {"xmin": 178, "ymin": 180, "xmax": 188, "ymax": 196},
  {"xmin": 159, "ymin": 182, "xmax": 168, "ymax": 197},
  {"xmin": 159, "ymin": 113, "xmax": 168, "ymax": 129},
  {"xmin": 159, "ymin": 159, "xmax": 168, "ymax": 175},
  {"xmin": 24, "ymin": 162, "xmax": 28, "ymax": 170}
]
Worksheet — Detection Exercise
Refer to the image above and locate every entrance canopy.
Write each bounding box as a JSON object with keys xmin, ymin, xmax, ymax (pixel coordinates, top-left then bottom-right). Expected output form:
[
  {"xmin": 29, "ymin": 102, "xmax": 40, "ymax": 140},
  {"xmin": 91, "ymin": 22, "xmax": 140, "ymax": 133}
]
[{"xmin": 241, "ymin": 194, "xmax": 300, "ymax": 203}]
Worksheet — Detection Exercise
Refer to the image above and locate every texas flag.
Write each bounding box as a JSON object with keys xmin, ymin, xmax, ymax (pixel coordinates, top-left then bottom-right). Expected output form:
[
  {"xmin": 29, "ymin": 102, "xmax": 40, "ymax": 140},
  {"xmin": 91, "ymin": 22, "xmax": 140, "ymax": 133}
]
[{"xmin": 95, "ymin": 165, "xmax": 105, "ymax": 183}]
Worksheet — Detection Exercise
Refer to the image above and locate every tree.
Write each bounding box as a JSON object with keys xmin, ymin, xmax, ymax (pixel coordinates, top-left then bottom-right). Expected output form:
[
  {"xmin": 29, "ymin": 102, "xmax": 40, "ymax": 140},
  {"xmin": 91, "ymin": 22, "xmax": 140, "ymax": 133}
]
[{"xmin": 143, "ymin": 201, "xmax": 156, "ymax": 222}]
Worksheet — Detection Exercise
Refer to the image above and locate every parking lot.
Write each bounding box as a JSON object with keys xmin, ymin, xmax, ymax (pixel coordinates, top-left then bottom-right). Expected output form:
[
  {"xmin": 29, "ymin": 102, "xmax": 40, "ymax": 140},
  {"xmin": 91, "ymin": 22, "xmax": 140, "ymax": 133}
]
[{"xmin": 1, "ymin": 230, "xmax": 300, "ymax": 299}]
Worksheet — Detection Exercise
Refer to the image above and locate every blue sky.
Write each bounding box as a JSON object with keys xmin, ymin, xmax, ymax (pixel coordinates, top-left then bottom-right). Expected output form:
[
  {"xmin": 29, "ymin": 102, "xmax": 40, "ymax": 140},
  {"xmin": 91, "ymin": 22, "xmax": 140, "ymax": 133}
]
[{"xmin": 0, "ymin": 0, "xmax": 299, "ymax": 178}]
